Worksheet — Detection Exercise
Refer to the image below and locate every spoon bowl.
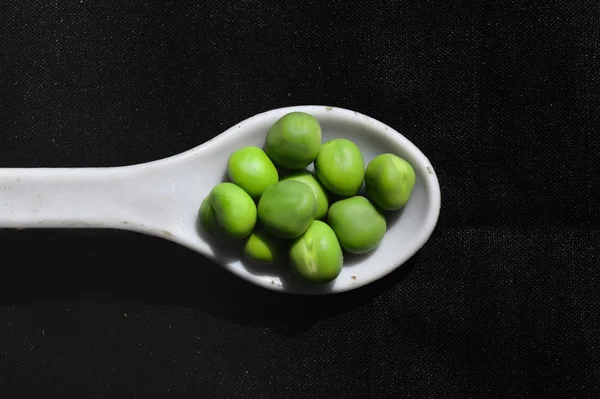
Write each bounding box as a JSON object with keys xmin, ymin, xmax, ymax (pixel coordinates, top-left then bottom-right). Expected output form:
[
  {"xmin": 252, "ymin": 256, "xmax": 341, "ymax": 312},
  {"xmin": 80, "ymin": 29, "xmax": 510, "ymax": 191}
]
[{"xmin": 0, "ymin": 105, "xmax": 440, "ymax": 294}]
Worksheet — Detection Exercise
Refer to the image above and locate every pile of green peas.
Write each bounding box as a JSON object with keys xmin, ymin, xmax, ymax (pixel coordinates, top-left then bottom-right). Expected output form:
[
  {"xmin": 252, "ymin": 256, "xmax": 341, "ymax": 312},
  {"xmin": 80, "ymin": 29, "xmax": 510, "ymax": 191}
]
[{"xmin": 199, "ymin": 111, "xmax": 416, "ymax": 284}]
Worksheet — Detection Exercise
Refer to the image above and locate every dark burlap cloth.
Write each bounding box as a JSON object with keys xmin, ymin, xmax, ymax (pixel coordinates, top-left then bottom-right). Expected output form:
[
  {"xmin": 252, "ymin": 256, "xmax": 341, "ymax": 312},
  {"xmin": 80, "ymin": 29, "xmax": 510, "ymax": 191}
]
[{"xmin": 0, "ymin": 1, "xmax": 598, "ymax": 398}]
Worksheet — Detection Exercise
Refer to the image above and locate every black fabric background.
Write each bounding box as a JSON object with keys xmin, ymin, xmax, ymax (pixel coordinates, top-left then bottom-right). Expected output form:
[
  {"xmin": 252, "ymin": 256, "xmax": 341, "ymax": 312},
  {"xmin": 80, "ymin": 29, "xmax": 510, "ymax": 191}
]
[{"xmin": 0, "ymin": 1, "xmax": 599, "ymax": 398}]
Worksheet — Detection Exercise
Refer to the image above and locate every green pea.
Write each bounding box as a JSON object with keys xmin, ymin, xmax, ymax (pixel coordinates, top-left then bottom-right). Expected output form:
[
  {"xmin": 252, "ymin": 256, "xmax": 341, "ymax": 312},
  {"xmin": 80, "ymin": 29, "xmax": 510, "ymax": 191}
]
[
  {"xmin": 264, "ymin": 112, "xmax": 322, "ymax": 169},
  {"xmin": 314, "ymin": 138, "xmax": 365, "ymax": 197},
  {"xmin": 365, "ymin": 153, "xmax": 416, "ymax": 211},
  {"xmin": 257, "ymin": 180, "xmax": 317, "ymax": 239},
  {"xmin": 280, "ymin": 170, "xmax": 329, "ymax": 220},
  {"xmin": 199, "ymin": 196, "xmax": 219, "ymax": 236},
  {"xmin": 290, "ymin": 220, "xmax": 343, "ymax": 284},
  {"xmin": 243, "ymin": 224, "xmax": 284, "ymax": 264},
  {"xmin": 199, "ymin": 182, "xmax": 257, "ymax": 240},
  {"xmin": 227, "ymin": 146, "xmax": 279, "ymax": 198},
  {"xmin": 327, "ymin": 196, "xmax": 386, "ymax": 254}
]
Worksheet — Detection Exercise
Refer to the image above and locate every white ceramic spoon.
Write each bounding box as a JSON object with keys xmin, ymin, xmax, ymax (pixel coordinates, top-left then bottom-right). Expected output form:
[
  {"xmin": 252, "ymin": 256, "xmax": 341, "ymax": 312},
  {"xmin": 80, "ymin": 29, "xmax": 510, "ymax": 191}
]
[{"xmin": 0, "ymin": 105, "xmax": 440, "ymax": 294}]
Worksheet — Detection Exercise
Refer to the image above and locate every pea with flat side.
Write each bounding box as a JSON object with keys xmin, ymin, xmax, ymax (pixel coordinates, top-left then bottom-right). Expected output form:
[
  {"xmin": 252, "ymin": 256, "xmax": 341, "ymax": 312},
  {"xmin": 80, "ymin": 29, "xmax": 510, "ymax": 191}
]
[
  {"xmin": 244, "ymin": 224, "xmax": 284, "ymax": 264},
  {"xmin": 257, "ymin": 180, "xmax": 317, "ymax": 239},
  {"xmin": 314, "ymin": 138, "xmax": 365, "ymax": 197},
  {"xmin": 290, "ymin": 220, "xmax": 343, "ymax": 284},
  {"xmin": 227, "ymin": 146, "xmax": 279, "ymax": 198},
  {"xmin": 280, "ymin": 170, "xmax": 329, "ymax": 220},
  {"xmin": 365, "ymin": 153, "xmax": 415, "ymax": 210},
  {"xmin": 264, "ymin": 112, "xmax": 322, "ymax": 169},
  {"xmin": 327, "ymin": 196, "xmax": 386, "ymax": 254},
  {"xmin": 199, "ymin": 182, "xmax": 257, "ymax": 240},
  {"xmin": 199, "ymin": 196, "xmax": 219, "ymax": 236}
]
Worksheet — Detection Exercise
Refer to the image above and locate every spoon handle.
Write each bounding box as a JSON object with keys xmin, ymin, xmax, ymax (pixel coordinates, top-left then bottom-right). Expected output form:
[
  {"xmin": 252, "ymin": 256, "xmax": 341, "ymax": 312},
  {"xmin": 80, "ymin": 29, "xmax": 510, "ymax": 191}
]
[{"xmin": 0, "ymin": 167, "xmax": 137, "ymax": 229}]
